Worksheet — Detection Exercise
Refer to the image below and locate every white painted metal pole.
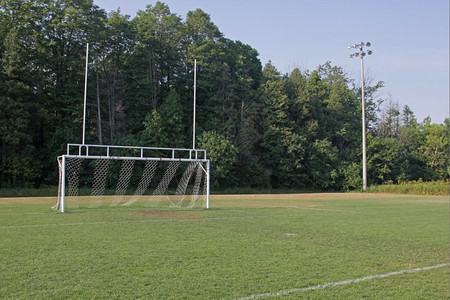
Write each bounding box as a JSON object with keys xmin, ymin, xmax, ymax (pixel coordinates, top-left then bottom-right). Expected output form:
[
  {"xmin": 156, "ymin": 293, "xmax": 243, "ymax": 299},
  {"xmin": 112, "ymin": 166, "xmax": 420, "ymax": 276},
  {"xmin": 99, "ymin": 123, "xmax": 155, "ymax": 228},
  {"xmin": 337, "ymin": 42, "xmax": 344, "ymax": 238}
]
[
  {"xmin": 361, "ymin": 56, "xmax": 367, "ymax": 191},
  {"xmin": 82, "ymin": 43, "xmax": 89, "ymax": 145},
  {"xmin": 206, "ymin": 159, "xmax": 210, "ymax": 209},
  {"xmin": 61, "ymin": 155, "xmax": 66, "ymax": 213},
  {"xmin": 193, "ymin": 59, "xmax": 197, "ymax": 150}
]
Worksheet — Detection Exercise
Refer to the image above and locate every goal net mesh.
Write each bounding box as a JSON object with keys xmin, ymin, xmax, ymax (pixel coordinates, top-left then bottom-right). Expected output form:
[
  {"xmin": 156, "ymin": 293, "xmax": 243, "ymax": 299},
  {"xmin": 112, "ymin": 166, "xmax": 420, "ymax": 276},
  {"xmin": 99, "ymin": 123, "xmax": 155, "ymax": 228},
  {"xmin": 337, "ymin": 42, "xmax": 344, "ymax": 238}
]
[{"xmin": 55, "ymin": 156, "xmax": 208, "ymax": 211}]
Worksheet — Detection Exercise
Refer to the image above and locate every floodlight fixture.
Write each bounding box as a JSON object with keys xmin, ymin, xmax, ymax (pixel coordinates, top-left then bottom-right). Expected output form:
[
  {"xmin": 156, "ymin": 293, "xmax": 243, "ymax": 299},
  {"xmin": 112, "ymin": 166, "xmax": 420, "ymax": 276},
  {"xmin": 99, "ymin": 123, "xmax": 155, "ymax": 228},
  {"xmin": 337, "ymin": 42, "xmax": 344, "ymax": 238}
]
[{"xmin": 348, "ymin": 41, "xmax": 372, "ymax": 192}]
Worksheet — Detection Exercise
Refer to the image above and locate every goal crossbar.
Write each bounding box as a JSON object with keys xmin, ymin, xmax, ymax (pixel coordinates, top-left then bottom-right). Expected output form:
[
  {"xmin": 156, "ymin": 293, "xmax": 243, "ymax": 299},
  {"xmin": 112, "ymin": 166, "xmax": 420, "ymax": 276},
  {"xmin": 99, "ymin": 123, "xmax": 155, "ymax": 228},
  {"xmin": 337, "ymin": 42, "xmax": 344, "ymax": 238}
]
[
  {"xmin": 65, "ymin": 143, "xmax": 208, "ymax": 161},
  {"xmin": 55, "ymin": 144, "xmax": 210, "ymax": 212}
]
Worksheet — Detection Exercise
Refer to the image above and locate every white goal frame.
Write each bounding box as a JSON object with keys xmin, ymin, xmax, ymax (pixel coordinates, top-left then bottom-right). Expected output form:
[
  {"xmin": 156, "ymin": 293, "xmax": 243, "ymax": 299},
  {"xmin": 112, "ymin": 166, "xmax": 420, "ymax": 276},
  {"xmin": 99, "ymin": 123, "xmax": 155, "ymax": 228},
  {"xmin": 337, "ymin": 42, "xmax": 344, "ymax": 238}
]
[{"xmin": 55, "ymin": 143, "xmax": 210, "ymax": 213}]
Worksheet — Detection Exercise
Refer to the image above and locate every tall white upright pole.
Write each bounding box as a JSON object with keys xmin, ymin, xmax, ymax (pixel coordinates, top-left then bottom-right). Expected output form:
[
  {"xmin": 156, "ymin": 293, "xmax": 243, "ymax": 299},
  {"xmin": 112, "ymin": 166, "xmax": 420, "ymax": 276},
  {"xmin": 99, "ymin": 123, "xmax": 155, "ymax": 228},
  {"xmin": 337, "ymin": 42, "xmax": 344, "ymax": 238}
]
[
  {"xmin": 349, "ymin": 42, "xmax": 371, "ymax": 192},
  {"xmin": 360, "ymin": 56, "xmax": 367, "ymax": 191},
  {"xmin": 193, "ymin": 59, "xmax": 197, "ymax": 150},
  {"xmin": 206, "ymin": 159, "xmax": 210, "ymax": 209},
  {"xmin": 82, "ymin": 43, "xmax": 89, "ymax": 145},
  {"xmin": 60, "ymin": 155, "xmax": 66, "ymax": 213}
]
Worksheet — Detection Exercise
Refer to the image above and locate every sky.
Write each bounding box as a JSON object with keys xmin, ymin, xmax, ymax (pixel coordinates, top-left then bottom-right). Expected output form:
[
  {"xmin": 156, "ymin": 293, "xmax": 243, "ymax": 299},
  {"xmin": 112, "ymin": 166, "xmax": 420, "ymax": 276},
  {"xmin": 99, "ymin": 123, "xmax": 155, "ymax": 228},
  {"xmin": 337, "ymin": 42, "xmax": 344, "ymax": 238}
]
[{"xmin": 93, "ymin": 0, "xmax": 449, "ymax": 124}]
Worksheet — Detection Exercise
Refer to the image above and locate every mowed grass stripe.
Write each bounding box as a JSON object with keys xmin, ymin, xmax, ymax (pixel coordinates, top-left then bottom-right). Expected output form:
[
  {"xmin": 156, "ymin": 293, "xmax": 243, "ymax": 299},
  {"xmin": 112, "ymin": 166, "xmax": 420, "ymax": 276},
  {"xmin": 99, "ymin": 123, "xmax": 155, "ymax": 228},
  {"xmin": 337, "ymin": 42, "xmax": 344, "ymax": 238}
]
[
  {"xmin": 1, "ymin": 201, "xmax": 356, "ymax": 228},
  {"xmin": 1, "ymin": 209, "xmax": 342, "ymax": 228}
]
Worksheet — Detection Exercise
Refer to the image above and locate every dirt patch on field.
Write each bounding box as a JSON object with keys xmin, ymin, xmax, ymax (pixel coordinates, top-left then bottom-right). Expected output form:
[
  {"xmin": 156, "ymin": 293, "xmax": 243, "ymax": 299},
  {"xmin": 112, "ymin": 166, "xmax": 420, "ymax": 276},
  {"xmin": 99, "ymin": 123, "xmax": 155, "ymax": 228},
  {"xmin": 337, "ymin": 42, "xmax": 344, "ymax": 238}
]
[
  {"xmin": 139, "ymin": 210, "xmax": 179, "ymax": 217},
  {"xmin": 138, "ymin": 210, "xmax": 201, "ymax": 218}
]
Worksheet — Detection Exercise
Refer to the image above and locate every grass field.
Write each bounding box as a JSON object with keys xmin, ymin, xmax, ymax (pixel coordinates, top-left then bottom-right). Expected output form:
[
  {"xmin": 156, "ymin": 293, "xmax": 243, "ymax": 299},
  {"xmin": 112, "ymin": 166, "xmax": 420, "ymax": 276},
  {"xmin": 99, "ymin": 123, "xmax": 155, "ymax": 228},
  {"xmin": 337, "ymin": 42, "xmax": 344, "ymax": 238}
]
[{"xmin": 0, "ymin": 193, "xmax": 448, "ymax": 299}]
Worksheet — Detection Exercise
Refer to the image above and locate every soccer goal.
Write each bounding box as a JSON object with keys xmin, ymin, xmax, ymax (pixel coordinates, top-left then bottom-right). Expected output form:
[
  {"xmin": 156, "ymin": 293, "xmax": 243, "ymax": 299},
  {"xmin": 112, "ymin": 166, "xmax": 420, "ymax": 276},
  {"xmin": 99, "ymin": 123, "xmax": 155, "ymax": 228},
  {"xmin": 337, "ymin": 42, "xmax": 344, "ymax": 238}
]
[
  {"xmin": 54, "ymin": 47, "xmax": 209, "ymax": 212},
  {"xmin": 54, "ymin": 144, "xmax": 210, "ymax": 212}
]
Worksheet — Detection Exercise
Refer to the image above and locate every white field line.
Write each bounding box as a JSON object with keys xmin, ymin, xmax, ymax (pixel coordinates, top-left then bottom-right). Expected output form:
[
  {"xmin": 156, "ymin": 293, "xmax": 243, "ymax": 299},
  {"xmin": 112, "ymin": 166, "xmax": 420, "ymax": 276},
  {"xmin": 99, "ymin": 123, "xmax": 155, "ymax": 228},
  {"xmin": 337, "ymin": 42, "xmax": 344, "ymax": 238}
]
[{"xmin": 235, "ymin": 263, "xmax": 450, "ymax": 300}]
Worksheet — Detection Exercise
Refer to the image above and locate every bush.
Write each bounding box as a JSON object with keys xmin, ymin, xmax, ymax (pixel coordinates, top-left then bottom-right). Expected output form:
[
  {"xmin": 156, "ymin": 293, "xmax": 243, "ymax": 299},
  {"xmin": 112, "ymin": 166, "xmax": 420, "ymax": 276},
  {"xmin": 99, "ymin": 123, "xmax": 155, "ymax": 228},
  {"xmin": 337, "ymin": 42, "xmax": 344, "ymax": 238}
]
[{"xmin": 367, "ymin": 179, "xmax": 449, "ymax": 196}]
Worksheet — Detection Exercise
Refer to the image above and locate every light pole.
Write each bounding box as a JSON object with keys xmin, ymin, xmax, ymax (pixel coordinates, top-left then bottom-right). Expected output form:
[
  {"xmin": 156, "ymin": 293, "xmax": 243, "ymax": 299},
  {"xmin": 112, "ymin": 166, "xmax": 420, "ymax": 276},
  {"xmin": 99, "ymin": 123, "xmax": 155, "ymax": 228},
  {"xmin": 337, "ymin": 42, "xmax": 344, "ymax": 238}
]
[{"xmin": 349, "ymin": 42, "xmax": 372, "ymax": 191}]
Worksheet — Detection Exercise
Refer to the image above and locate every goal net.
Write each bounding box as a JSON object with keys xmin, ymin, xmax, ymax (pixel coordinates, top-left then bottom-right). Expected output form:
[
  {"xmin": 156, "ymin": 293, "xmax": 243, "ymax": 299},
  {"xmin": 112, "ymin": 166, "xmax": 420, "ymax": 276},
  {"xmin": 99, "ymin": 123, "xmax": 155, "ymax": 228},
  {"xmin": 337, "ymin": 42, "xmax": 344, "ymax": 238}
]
[{"xmin": 54, "ymin": 144, "xmax": 210, "ymax": 212}]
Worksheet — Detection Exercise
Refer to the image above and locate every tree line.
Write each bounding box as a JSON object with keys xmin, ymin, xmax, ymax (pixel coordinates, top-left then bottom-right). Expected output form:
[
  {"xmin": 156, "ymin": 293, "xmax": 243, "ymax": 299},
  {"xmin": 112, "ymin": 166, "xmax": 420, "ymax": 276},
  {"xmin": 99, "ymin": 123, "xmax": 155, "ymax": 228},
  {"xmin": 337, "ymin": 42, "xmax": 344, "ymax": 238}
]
[{"xmin": 0, "ymin": 0, "xmax": 448, "ymax": 190}]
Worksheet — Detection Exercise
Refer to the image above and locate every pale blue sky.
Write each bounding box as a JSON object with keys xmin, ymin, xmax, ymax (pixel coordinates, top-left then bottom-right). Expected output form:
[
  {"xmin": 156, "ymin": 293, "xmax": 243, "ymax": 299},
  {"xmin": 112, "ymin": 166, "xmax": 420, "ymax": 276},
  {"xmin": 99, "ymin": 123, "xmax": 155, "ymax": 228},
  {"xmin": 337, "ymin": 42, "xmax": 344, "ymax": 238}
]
[{"xmin": 94, "ymin": 0, "xmax": 449, "ymax": 124}]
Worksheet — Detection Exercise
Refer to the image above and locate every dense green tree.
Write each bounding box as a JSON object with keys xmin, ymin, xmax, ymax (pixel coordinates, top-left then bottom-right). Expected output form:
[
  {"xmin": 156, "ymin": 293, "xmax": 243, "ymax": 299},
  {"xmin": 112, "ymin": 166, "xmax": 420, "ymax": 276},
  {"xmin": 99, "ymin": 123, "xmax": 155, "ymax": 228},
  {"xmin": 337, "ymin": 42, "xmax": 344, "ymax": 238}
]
[
  {"xmin": 366, "ymin": 134, "xmax": 410, "ymax": 184},
  {"xmin": 341, "ymin": 162, "xmax": 362, "ymax": 190},
  {"xmin": 0, "ymin": 0, "xmax": 446, "ymax": 191},
  {"xmin": 197, "ymin": 131, "xmax": 238, "ymax": 187},
  {"xmin": 395, "ymin": 107, "xmax": 431, "ymax": 180},
  {"xmin": 123, "ymin": 2, "xmax": 183, "ymax": 134},
  {"xmin": 260, "ymin": 62, "xmax": 301, "ymax": 187},
  {"xmin": 377, "ymin": 97, "xmax": 401, "ymax": 138},
  {"xmin": 285, "ymin": 67, "xmax": 345, "ymax": 189},
  {"xmin": 419, "ymin": 122, "xmax": 449, "ymax": 179},
  {"xmin": 141, "ymin": 89, "xmax": 187, "ymax": 148},
  {"xmin": 303, "ymin": 71, "xmax": 327, "ymax": 139},
  {"xmin": 94, "ymin": 9, "xmax": 135, "ymax": 142},
  {"xmin": 220, "ymin": 41, "xmax": 264, "ymax": 186},
  {"xmin": 305, "ymin": 139, "xmax": 338, "ymax": 188},
  {"xmin": 183, "ymin": 8, "xmax": 227, "ymax": 136},
  {"xmin": 317, "ymin": 63, "xmax": 360, "ymax": 156},
  {"xmin": 0, "ymin": 0, "xmax": 107, "ymax": 186},
  {"xmin": 0, "ymin": 28, "xmax": 37, "ymax": 186},
  {"xmin": 351, "ymin": 79, "xmax": 384, "ymax": 133}
]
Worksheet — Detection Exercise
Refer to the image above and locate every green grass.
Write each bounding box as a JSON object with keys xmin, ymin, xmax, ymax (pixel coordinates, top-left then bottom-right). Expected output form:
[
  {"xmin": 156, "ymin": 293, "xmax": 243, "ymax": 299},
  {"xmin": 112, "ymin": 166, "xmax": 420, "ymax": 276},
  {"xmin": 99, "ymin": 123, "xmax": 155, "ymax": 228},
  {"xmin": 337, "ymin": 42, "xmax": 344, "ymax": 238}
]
[{"xmin": 0, "ymin": 194, "xmax": 448, "ymax": 299}]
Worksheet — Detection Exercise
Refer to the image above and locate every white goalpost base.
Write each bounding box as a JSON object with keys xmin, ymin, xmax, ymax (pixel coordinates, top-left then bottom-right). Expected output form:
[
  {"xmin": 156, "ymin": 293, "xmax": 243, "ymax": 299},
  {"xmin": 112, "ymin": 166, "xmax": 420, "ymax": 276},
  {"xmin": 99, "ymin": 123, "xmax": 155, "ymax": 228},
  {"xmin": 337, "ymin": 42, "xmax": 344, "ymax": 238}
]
[{"xmin": 54, "ymin": 144, "xmax": 210, "ymax": 213}]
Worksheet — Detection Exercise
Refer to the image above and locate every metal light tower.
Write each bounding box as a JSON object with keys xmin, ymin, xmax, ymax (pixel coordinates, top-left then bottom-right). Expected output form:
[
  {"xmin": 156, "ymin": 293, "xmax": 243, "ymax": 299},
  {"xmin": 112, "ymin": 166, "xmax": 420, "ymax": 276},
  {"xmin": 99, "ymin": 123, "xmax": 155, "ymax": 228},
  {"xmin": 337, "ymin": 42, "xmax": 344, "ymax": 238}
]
[{"xmin": 349, "ymin": 42, "xmax": 372, "ymax": 191}]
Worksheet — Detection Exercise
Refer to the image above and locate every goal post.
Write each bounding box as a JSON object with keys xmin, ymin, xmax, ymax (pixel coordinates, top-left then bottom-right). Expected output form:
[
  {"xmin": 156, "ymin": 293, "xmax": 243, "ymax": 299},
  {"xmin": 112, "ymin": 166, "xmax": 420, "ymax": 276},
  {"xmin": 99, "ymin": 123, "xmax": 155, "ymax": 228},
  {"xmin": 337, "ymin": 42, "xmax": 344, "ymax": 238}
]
[
  {"xmin": 54, "ymin": 144, "xmax": 210, "ymax": 213},
  {"xmin": 56, "ymin": 51, "xmax": 208, "ymax": 213}
]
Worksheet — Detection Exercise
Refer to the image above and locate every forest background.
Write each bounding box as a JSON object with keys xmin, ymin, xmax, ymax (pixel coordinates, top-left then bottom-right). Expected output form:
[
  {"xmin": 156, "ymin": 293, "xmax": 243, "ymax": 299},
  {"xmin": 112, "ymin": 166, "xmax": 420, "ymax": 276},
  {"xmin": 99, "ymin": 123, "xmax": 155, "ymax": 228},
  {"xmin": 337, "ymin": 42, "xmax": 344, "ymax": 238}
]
[{"xmin": 0, "ymin": 0, "xmax": 448, "ymax": 191}]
